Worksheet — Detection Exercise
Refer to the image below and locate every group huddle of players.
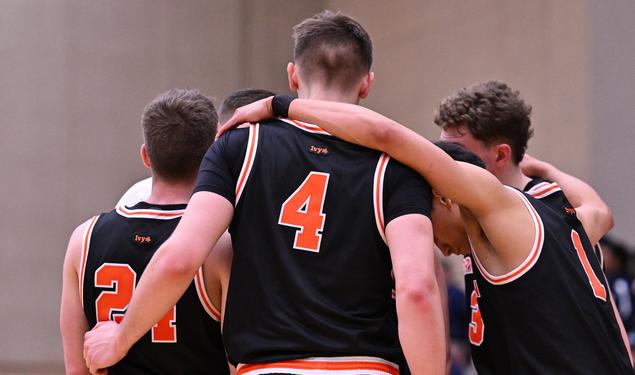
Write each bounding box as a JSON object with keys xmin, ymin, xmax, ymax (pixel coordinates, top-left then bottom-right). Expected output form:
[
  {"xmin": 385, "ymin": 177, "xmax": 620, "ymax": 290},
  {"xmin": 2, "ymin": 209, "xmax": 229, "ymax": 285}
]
[{"xmin": 60, "ymin": 10, "xmax": 634, "ymax": 375}]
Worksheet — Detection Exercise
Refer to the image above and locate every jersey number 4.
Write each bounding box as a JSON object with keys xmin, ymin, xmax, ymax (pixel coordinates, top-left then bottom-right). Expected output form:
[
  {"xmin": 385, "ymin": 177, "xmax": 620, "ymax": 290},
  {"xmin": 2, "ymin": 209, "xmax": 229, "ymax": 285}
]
[
  {"xmin": 95, "ymin": 263, "xmax": 177, "ymax": 343},
  {"xmin": 279, "ymin": 172, "xmax": 330, "ymax": 253}
]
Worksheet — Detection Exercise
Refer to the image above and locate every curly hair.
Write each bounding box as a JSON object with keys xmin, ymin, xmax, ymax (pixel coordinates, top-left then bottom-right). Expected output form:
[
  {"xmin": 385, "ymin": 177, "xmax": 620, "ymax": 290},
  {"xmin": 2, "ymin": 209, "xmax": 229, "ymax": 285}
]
[{"xmin": 434, "ymin": 81, "xmax": 533, "ymax": 164}]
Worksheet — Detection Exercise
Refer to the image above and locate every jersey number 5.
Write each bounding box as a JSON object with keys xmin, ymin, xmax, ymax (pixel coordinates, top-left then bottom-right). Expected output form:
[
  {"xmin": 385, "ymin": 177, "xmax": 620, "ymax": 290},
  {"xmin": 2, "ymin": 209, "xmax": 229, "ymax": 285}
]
[
  {"xmin": 95, "ymin": 263, "xmax": 177, "ymax": 343},
  {"xmin": 469, "ymin": 280, "xmax": 485, "ymax": 346},
  {"xmin": 571, "ymin": 230, "xmax": 607, "ymax": 301},
  {"xmin": 279, "ymin": 172, "xmax": 330, "ymax": 253}
]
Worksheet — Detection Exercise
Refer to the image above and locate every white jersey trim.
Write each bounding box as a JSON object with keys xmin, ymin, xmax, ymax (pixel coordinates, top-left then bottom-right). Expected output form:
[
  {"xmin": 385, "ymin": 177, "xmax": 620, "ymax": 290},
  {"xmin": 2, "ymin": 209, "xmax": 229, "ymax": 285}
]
[
  {"xmin": 279, "ymin": 118, "xmax": 332, "ymax": 136},
  {"xmin": 115, "ymin": 205, "xmax": 185, "ymax": 220},
  {"xmin": 471, "ymin": 187, "xmax": 545, "ymax": 285},
  {"xmin": 194, "ymin": 267, "xmax": 221, "ymax": 322},
  {"xmin": 79, "ymin": 215, "xmax": 99, "ymax": 308},
  {"xmin": 526, "ymin": 181, "xmax": 562, "ymax": 199},
  {"xmin": 235, "ymin": 123, "xmax": 260, "ymax": 204},
  {"xmin": 373, "ymin": 153, "xmax": 390, "ymax": 244},
  {"xmin": 237, "ymin": 356, "xmax": 399, "ymax": 375}
]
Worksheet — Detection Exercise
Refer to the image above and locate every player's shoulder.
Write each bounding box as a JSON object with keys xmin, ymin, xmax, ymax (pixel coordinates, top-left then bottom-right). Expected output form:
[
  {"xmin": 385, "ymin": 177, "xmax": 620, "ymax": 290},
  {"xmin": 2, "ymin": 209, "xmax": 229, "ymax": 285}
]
[
  {"xmin": 523, "ymin": 177, "xmax": 562, "ymax": 199},
  {"xmin": 65, "ymin": 215, "xmax": 101, "ymax": 267}
]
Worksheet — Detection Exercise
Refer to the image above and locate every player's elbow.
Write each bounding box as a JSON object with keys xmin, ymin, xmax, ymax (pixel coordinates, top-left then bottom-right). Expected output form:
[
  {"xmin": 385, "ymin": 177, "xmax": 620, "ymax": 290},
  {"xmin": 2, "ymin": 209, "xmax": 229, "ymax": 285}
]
[
  {"xmin": 396, "ymin": 275, "xmax": 440, "ymax": 311},
  {"xmin": 601, "ymin": 205, "xmax": 615, "ymax": 232},
  {"xmin": 156, "ymin": 241, "xmax": 200, "ymax": 279}
]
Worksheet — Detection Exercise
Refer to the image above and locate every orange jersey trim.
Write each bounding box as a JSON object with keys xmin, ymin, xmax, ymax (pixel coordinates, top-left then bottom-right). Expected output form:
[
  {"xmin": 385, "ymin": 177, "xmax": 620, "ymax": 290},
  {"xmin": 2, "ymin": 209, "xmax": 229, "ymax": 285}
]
[
  {"xmin": 472, "ymin": 188, "xmax": 545, "ymax": 285},
  {"xmin": 235, "ymin": 123, "xmax": 259, "ymax": 204},
  {"xmin": 280, "ymin": 118, "xmax": 332, "ymax": 135},
  {"xmin": 373, "ymin": 153, "xmax": 390, "ymax": 243},
  {"xmin": 237, "ymin": 356, "xmax": 399, "ymax": 375},
  {"xmin": 79, "ymin": 215, "xmax": 99, "ymax": 307},
  {"xmin": 115, "ymin": 206, "xmax": 185, "ymax": 219},
  {"xmin": 194, "ymin": 267, "xmax": 221, "ymax": 321},
  {"xmin": 527, "ymin": 181, "xmax": 561, "ymax": 199}
]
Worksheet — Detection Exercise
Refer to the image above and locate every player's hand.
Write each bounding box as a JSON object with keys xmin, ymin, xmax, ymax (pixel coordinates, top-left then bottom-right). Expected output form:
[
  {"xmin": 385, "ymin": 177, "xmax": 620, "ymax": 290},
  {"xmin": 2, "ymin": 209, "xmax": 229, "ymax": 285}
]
[
  {"xmin": 83, "ymin": 321, "xmax": 128, "ymax": 374},
  {"xmin": 216, "ymin": 96, "xmax": 274, "ymax": 139},
  {"xmin": 519, "ymin": 153, "xmax": 551, "ymax": 178}
]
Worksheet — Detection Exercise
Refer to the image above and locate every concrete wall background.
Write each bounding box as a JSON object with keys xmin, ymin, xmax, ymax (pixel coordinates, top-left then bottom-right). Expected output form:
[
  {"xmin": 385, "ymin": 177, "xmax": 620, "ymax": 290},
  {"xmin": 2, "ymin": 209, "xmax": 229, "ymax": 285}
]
[{"xmin": 0, "ymin": 0, "xmax": 632, "ymax": 371}]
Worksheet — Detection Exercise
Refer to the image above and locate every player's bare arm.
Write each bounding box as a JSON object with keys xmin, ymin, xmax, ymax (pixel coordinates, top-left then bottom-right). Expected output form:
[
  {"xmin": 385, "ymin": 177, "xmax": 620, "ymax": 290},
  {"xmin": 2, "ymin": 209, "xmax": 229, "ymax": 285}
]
[
  {"xmin": 386, "ymin": 214, "xmax": 445, "ymax": 375},
  {"xmin": 521, "ymin": 154, "xmax": 614, "ymax": 246},
  {"xmin": 221, "ymin": 97, "xmax": 539, "ymax": 274},
  {"xmin": 60, "ymin": 220, "xmax": 92, "ymax": 375},
  {"xmin": 202, "ymin": 231, "xmax": 232, "ymax": 324},
  {"xmin": 202, "ymin": 231, "xmax": 236, "ymax": 374},
  {"xmin": 83, "ymin": 192, "xmax": 233, "ymax": 373},
  {"xmin": 433, "ymin": 252, "xmax": 452, "ymax": 375}
]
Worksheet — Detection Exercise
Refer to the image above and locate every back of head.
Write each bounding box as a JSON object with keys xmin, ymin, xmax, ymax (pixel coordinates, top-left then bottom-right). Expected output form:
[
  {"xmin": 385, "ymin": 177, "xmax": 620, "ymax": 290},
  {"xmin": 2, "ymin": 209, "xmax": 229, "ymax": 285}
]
[
  {"xmin": 434, "ymin": 81, "xmax": 533, "ymax": 164},
  {"xmin": 292, "ymin": 10, "xmax": 372, "ymax": 90},
  {"xmin": 142, "ymin": 88, "xmax": 217, "ymax": 182},
  {"xmin": 434, "ymin": 141, "xmax": 486, "ymax": 169},
  {"xmin": 219, "ymin": 88, "xmax": 276, "ymax": 124}
]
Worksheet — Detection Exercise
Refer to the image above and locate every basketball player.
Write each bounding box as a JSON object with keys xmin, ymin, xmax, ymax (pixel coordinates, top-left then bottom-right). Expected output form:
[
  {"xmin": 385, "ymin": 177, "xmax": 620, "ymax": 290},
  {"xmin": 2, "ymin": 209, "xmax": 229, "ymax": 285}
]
[
  {"xmin": 216, "ymin": 95, "xmax": 634, "ymax": 374},
  {"xmin": 116, "ymin": 88, "xmax": 276, "ymax": 208},
  {"xmin": 433, "ymin": 80, "xmax": 632, "ymax": 360},
  {"xmin": 435, "ymin": 81, "xmax": 610, "ymax": 247},
  {"xmin": 83, "ymin": 11, "xmax": 445, "ymax": 375},
  {"xmin": 61, "ymin": 89, "xmax": 230, "ymax": 374}
]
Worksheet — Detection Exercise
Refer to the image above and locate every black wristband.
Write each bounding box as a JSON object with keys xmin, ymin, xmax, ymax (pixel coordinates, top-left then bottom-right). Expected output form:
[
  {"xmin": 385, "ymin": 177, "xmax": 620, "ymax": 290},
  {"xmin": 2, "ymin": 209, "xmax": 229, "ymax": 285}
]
[{"xmin": 271, "ymin": 95, "xmax": 295, "ymax": 118}]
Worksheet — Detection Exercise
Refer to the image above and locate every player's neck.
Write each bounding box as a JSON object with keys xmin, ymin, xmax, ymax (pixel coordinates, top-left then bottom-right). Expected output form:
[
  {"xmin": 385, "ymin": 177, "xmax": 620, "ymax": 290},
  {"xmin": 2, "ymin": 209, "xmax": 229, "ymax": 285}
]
[
  {"xmin": 496, "ymin": 165, "xmax": 532, "ymax": 190},
  {"xmin": 299, "ymin": 86, "xmax": 360, "ymax": 104},
  {"xmin": 145, "ymin": 177, "xmax": 194, "ymax": 205}
]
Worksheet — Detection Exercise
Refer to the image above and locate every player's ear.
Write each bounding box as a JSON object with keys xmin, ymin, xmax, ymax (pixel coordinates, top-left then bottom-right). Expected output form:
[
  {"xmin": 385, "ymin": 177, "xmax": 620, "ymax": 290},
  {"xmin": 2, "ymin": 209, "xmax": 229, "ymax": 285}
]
[
  {"xmin": 433, "ymin": 190, "xmax": 452, "ymax": 209},
  {"xmin": 287, "ymin": 62, "xmax": 299, "ymax": 92},
  {"xmin": 358, "ymin": 71, "xmax": 374, "ymax": 99},
  {"xmin": 140, "ymin": 144, "xmax": 152, "ymax": 169},
  {"xmin": 494, "ymin": 143, "xmax": 513, "ymax": 166}
]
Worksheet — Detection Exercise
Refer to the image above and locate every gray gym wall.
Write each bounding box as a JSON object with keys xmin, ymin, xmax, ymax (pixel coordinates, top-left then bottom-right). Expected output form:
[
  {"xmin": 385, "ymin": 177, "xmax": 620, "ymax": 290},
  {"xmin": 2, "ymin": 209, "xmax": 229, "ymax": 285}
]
[{"xmin": 1, "ymin": 0, "xmax": 632, "ymax": 372}]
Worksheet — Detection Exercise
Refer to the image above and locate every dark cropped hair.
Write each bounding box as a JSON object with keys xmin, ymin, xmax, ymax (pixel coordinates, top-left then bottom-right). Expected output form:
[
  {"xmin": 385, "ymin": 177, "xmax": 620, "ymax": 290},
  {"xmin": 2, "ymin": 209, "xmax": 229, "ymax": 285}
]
[
  {"xmin": 434, "ymin": 81, "xmax": 533, "ymax": 164},
  {"xmin": 219, "ymin": 88, "xmax": 276, "ymax": 124},
  {"xmin": 434, "ymin": 141, "xmax": 486, "ymax": 169},
  {"xmin": 142, "ymin": 88, "xmax": 217, "ymax": 182},
  {"xmin": 292, "ymin": 10, "xmax": 372, "ymax": 89}
]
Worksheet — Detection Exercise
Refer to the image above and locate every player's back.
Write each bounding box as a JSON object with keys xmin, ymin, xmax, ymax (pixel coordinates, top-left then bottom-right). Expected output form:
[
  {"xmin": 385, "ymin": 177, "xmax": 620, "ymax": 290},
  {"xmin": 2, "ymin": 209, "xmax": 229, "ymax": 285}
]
[
  {"xmin": 81, "ymin": 202, "xmax": 228, "ymax": 375},
  {"xmin": 464, "ymin": 189, "xmax": 632, "ymax": 375},
  {"xmin": 197, "ymin": 119, "xmax": 431, "ymax": 373}
]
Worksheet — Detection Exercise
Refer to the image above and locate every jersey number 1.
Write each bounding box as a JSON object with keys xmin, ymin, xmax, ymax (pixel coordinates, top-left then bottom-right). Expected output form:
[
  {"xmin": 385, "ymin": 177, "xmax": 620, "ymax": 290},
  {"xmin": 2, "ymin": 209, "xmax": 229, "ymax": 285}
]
[
  {"xmin": 279, "ymin": 172, "xmax": 330, "ymax": 253},
  {"xmin": 571, "ymin": 230, "xmax": 607, "ymax": 301},
  {"xmin": 95, "ymin": 263, "xmax": 177, "ymax": 343}
]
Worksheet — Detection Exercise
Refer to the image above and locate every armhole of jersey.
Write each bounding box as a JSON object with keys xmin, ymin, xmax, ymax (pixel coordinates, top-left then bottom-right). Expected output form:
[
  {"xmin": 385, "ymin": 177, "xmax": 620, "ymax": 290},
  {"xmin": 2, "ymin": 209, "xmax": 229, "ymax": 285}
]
[
  {"xmin": 194, "ymin": 267, "xmax": 221, "ymax": 322},
  {"xmin": 373, "ymin": 153, "xmax": 390, "ymax": 244},
  {"xmin": 526, "ymin": 181, "xmax": 562, "ymax": 199},
  {"xmin": 471, "ymin": 188, "xmax": 545, "ymax": 285},
  {"xmin": 595, "ymin": 242, "xmax": 605, "ymax": 270},
  {"xmin": 79, "ymin": 215, "xmax": 99, "ymax": 308},
  {"xmin": 235, "ymin": 123, "xmax": 260, "ymax": 205}
]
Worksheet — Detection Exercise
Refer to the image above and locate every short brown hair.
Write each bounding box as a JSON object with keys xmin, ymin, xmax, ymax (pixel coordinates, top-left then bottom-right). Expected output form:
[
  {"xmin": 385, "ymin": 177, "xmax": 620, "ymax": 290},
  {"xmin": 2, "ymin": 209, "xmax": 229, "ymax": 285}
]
[
  {"xmin": 292, "ymin": 10, "xmax": 372, "ymax": 89},
  {"xmin": 219, "ymin": 88, "xmax": 276, "ymax": 124},
  {"xmin": 434, "ymin": 81, "xmax": 533, "ymax": 164},
  {"xmin": 142, "ymin": 89, "xmax": 217, "ymax": 182}
]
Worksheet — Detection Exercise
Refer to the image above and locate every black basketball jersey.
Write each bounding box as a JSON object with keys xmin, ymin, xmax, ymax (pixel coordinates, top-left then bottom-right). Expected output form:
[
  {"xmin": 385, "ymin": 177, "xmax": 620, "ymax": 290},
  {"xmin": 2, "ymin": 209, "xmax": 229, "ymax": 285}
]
[
  {"xmin": 525, "ymin": 177, "xmax": 604, "ymax": 266},
  {"xmin": 463, "ymin": 188, "xmax": 632, "ymax": 374},
  {"xmin": 81, "ymin": 202, "xmax": 229, "ymax": 375},
  {"xmin": 194, "ymin": 119, "xmax": 432, "ymax": 373}
]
